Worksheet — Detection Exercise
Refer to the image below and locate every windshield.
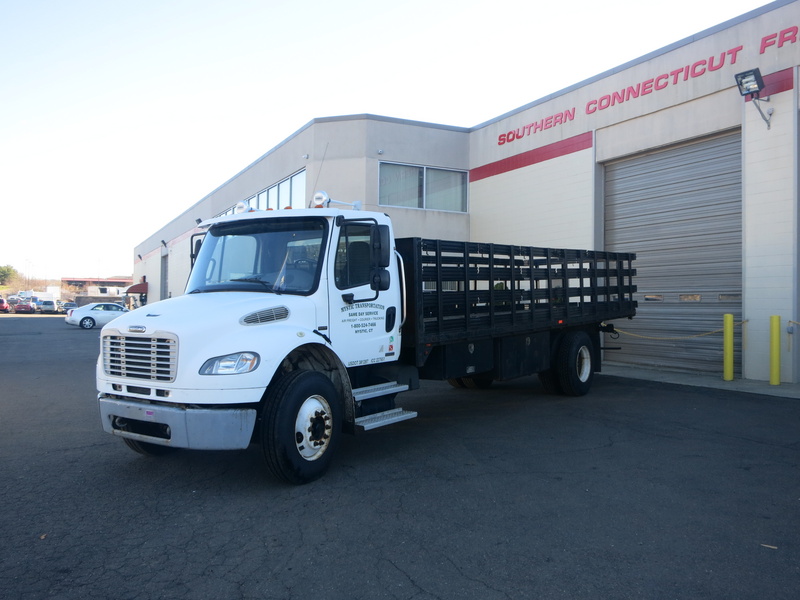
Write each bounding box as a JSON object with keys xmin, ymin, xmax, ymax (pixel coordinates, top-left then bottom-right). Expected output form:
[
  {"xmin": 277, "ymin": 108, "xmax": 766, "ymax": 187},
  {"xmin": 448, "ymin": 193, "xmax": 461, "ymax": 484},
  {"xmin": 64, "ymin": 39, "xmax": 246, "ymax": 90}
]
[{"xmin": 185, "ymin": 217, "xmax": 328, "ymax": 295}]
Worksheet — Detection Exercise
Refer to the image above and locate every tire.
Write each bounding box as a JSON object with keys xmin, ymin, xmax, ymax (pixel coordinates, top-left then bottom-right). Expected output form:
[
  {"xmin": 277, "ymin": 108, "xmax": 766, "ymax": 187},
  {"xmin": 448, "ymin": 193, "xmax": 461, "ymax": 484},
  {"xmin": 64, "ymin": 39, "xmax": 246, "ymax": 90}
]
[
  {"xmin": 122, "ymin": 438, "xmax": 178, "ymax": 456},
  {"xmin": 79, "ymin": 317, "xmax": 96, "ymax": 329},
  {"xmin": 448, "ymin": 373, "xmax": 493, "ymax": 389},
  {"xmin": 261, "ymin": 370, "xmax": 341, "ymax": 485},
  {"xmin": 556, "ymin": 330, "xmax": 594, "ymax": 396}
]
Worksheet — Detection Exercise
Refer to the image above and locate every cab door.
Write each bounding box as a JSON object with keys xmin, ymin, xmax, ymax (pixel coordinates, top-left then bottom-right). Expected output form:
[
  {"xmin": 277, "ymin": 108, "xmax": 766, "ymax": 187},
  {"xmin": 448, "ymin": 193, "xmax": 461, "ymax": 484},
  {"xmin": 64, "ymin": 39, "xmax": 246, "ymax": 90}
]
[{"xmin": 326, "ymin": 221, "xmax": 401, "ymax": 368}]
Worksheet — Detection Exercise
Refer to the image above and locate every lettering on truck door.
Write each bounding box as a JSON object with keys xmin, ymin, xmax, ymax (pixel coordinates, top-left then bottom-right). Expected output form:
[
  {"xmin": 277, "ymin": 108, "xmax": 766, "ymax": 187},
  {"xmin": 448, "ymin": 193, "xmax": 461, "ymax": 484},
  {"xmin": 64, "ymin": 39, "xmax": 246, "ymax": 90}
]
[{"xmin": 327, "ymin": 222, "xmax": 400, "ymax": 367}]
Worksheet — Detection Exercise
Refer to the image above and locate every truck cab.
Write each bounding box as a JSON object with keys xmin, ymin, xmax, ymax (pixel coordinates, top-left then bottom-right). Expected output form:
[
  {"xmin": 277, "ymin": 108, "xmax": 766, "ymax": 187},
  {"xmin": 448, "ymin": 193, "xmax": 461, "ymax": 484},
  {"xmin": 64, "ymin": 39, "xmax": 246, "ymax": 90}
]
[{"xmin": 98, "ymin": 201, "xmax": 414, "ymax": 484}]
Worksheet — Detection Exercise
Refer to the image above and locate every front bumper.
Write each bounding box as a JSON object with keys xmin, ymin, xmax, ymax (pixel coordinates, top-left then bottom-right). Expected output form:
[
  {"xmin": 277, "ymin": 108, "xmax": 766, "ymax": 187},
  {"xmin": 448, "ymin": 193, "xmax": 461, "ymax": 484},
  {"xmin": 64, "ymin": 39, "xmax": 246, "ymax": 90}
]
[{"xmin": 98, "ymin": 394, "xmax": 257, "ymax": 450}]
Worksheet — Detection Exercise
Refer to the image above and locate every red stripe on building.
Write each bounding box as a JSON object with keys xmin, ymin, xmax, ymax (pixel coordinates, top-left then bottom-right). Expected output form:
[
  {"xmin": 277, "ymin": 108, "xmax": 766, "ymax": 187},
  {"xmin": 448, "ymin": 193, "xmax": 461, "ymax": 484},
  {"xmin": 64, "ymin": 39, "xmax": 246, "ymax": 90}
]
[
  {"xmin": 470, "ymin": 132, "xmax": 593, "ymax": 182},
  {"xmin": 746, "ymin": 67, "xmax": 794, "ymax": 102}
]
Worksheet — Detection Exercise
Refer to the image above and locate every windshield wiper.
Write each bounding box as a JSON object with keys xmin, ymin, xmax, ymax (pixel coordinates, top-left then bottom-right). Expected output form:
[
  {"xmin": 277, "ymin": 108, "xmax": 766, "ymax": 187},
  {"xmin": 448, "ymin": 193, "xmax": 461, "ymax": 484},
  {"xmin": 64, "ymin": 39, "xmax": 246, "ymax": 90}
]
[{"xmin": 230, "ymin": 277, "xmax": 275, "ymax": 292}]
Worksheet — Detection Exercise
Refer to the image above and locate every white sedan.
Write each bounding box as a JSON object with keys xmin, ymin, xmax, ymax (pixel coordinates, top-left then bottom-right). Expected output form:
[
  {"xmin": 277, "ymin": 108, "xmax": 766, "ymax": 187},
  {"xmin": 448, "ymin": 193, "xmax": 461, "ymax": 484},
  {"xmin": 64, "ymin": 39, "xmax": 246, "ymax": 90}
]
[{"xmin": 65, "ymin": 303, "xmax": 129, "ymax": 329}]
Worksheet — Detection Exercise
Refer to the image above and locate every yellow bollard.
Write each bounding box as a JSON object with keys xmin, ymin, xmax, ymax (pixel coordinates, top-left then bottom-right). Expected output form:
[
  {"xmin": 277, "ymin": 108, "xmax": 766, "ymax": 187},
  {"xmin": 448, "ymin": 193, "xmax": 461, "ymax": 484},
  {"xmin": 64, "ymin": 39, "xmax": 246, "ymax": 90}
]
[
  {"xmin": 770, "ymin": 315, "xmax": 780, "ymax": 385},
  {"xmin": 723, "ymin": 314, "xmax": 733, "ymax": 381}
]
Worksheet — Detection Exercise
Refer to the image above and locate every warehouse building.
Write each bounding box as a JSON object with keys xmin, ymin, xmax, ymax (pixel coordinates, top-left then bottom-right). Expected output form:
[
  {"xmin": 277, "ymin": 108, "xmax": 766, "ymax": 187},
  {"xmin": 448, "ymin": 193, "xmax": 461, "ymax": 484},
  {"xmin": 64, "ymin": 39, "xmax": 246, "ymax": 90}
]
[{"xmin": 134, "ymin": 0, "xmax": 800, "ymax": 383}]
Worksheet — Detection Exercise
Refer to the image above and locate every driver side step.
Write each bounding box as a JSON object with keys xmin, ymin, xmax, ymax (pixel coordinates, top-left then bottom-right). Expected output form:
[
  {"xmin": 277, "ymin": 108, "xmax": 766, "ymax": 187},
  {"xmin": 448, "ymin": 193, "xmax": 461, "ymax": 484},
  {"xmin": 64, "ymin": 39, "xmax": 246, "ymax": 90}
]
[
  {"xmin": 355, "ymin": 408, "xmax": 418, "ymax": 431},
  {"xmin": 352, "ymin": 381, "xmax": 409, "ymax": 401}
]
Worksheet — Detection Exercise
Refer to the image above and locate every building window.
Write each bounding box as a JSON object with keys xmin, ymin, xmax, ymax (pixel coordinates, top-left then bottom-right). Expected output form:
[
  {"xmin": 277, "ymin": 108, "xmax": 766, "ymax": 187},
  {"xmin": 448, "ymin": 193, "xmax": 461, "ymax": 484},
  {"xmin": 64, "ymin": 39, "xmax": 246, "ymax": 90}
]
[
  {"xmin": 379, "ymin": 163, "xmax": 467, "ymax": 212},
  {"xmin": 271, "ymin": 170, "xmax": 305, "ymax": 209},
  {"xmin": 216, "ymin": 170, "xmax": 306, "ymax": 217},
  {"xmin": 380, "ymin": 163, "xmax": 422, "ymax": 208},
  {"xmin": 290, "ymin": 170, "xmax": 306, "ymax": 208}
]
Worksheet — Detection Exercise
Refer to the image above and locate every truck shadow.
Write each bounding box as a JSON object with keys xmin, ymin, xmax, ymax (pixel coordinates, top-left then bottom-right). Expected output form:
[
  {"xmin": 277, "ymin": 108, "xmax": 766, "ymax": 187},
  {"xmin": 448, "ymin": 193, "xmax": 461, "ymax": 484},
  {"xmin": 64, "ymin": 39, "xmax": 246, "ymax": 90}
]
[{"xmin": 106, "ymin": 375, "xmax": 630, "ymax": 492}]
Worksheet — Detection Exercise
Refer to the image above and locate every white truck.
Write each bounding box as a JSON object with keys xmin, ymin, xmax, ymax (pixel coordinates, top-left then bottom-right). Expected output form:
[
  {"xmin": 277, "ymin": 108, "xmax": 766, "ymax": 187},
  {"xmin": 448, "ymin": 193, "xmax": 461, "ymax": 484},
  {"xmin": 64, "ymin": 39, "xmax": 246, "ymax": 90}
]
[{"xmin": 97, "ymin": 193, "xmax": 636, "ymax": 484}]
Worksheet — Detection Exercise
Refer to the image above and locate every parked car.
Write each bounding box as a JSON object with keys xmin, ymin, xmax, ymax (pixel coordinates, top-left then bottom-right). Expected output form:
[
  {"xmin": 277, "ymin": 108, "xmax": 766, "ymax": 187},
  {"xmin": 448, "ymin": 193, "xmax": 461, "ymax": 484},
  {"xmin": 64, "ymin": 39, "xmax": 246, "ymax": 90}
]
[
  {"xmin": 0, "ymin": 298, "xmax": 12, "ymax": 313},
  {"xmin": 40, "ymin": 300, "xmax": 58, "ymax": 313},
  {"xmin": 62, "ymin": 302, "xmax": 77, "ymax": 313},
  {"xmin": 14, "ymin": 301, "xmax": 36, "ymax": 314},
  {"xmin": 65, "ymin": 303, "xmax": 129, "ymax": 329}
]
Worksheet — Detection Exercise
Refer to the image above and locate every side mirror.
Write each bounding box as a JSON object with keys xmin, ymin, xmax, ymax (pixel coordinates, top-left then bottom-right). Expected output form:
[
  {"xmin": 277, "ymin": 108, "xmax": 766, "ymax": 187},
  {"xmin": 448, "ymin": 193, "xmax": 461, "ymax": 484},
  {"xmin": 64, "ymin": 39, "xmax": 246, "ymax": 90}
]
[
  {"xmin": 371, "ymin": 225, "xmax": 391, "ymax": 268},
  {"xmin": 370, "ymin": 268, "xmax": 390, "ymax": 292},
  {"xmin": 190, "ymin": 233, "xmax": 205, "ymax": 267},
  {"xmin": 343, "ymin": 267, "xmax": 391, "ymax": 304}
]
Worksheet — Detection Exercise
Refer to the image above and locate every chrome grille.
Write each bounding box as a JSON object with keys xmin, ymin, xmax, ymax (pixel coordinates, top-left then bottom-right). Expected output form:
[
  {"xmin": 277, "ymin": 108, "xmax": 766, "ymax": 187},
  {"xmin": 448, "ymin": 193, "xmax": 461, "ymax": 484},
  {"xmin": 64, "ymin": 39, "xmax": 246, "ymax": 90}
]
[
  {"xmin": 241, "ymin": 306, "xmax": 289, "ymax": 325},
  {"xmin": 103, "ymin": 334, "xmax": 178, "ymax": 382}
]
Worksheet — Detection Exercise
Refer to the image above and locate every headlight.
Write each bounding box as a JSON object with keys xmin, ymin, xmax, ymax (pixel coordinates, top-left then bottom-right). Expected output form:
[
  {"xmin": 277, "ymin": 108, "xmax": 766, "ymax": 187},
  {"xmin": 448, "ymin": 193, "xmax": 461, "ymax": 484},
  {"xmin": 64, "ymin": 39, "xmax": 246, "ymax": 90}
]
[{"xmin": 200, "ymin": 352, "xmax": 260, "ymax": 375}]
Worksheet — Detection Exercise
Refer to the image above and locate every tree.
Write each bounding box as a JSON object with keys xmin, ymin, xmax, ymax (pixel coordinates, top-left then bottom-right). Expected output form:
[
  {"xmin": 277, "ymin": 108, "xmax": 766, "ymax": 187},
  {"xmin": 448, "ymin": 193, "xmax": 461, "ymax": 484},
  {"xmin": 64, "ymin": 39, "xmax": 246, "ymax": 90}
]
[{"xmin": 0, "ymin": 265, "xmax": 19, "ymax": 286}]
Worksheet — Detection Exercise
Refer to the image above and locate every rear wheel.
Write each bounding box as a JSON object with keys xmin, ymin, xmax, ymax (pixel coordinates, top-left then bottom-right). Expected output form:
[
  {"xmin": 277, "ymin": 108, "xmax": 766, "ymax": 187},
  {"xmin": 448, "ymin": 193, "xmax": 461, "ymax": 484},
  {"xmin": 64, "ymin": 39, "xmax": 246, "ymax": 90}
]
[
  {"xmin": 79, "ymin": 316, "xmax": 95, "ymax": 329},
  {"xmin": 556, "ymin": 330, "xmax": 594, "ymax": 396},
  {"xmin": 261, "ymin": 370, "xmax": 341, "ymax": 485}
]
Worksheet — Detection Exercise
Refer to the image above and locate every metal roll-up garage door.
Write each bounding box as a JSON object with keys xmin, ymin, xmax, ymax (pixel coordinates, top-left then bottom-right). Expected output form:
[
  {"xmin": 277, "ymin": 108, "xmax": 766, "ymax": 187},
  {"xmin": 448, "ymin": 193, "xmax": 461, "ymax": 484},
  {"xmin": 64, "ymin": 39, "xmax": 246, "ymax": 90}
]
[{"xmin": 604, "ymin": 131, "xmax": 742, "ymax": 373}]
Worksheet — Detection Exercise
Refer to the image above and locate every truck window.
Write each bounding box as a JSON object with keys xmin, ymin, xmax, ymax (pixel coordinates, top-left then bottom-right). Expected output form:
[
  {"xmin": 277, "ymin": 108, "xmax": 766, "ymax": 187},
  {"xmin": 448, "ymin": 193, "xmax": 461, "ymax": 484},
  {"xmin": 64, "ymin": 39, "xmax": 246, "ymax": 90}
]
[
  {"xmin": 207, "ymin": 235, "xmax": 258, "ymax": 282},
  {"xmin": 335, "ymin": 223, "xmax": 372, "ymax": 289},
  {"xmin": 186, "ymin": 217, "xmax": 327, "ymax": 295}
]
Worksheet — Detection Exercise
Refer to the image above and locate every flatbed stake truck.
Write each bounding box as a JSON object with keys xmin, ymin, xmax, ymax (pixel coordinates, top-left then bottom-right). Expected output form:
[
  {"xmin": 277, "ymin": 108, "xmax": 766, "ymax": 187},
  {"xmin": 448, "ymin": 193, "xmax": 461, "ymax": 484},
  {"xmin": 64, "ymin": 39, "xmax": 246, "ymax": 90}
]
[{"xmin": 97, "ymin": 195, "xmax": 636, "ymax": 484}]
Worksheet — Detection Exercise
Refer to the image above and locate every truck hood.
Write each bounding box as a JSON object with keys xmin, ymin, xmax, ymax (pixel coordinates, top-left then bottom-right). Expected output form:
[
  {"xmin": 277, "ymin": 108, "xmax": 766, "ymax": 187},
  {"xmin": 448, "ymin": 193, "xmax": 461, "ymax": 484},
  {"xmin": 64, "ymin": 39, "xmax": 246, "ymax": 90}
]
[
  {"xmin": 98, "ymin": 292, "xmax": 324, "ymax": 396},
  {"xmin": 105, "ymin": 292, "xmax": 317, "ymax": 337}
]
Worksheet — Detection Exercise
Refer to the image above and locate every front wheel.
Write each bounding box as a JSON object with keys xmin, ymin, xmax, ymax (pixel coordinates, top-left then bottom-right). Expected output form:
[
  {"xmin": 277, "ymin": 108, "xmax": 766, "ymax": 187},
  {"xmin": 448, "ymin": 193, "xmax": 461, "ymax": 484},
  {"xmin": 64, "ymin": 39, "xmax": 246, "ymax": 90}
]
[
  {"xmin": 122, "ymin": 438, "xmax": 178, "ymax": 456},
  {"xmin": 261, "ymin": 370, "xmax": 341, "ymax": 485},
  {"xmin": 556, "ymin": 330, "xmax": 594, "ymax": 396}
]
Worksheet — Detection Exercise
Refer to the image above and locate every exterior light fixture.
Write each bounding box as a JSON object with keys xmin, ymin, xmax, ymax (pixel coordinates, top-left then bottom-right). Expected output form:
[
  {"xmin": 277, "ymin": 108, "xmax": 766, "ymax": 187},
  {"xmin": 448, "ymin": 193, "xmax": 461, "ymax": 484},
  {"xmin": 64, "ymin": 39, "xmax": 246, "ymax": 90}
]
[
  {"xmin": 195, "ymin": 218, "xmax": 202, "ymax": 225},
  {"xmin": 734, "ymin": 69, "xmax": 765, "ymax": 96},
  {"xmin": 312, "ymin": 190, "xmax": 362, "ymax": 211},
  {"xmin": 734, "ymin": 68, "xmax": 772, "ymax": 129},
  {"xmin": 161, "ymin": 240, "xmax": 167, "ymax": 247}
]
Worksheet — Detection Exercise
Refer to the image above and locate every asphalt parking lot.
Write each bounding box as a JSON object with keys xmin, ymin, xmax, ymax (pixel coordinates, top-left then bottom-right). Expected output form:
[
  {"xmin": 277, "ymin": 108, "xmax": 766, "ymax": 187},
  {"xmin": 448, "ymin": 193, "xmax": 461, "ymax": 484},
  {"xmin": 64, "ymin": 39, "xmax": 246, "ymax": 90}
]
[{"xmin": 1, "ymin": 313, "xmax": 799, "ymax": 599}]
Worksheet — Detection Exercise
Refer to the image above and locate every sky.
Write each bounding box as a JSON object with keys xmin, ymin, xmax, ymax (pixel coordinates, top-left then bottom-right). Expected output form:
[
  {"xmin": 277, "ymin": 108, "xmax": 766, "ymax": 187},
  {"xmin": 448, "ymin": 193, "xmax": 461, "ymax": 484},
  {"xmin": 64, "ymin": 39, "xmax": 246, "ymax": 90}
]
[{"xmin": 0, "ymin": 0, "xmax": 777, "ymax": 280}]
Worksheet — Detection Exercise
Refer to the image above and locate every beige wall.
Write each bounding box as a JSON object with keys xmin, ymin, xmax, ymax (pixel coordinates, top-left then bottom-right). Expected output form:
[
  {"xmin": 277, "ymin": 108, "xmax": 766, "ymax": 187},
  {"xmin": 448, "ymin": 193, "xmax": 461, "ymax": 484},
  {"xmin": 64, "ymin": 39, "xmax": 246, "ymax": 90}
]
[
  {"xmin": 741, "ymin": 76, "xmax": 798, "ymax": 380},
  {"xmin": 470, "ymin": 150, "xmax": 596, "ymax": 249}
]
